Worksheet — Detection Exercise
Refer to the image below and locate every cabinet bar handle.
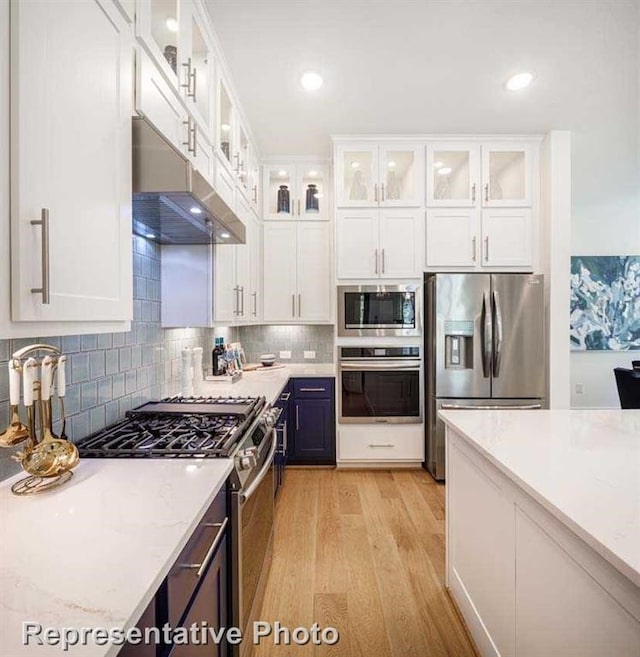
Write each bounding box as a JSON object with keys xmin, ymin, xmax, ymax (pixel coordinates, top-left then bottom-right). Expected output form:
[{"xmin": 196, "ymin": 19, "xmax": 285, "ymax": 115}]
[
  {"xmin": 191, "ymin": 67, "xmax": 197, "ymax": 101},
  {"xmin": 368, "ymin": 443, "xmax": 394, "ymax": 448},
  {"xmin": 472, "ymin": 236, "xmax": 477, "ymax": 261},
  {"xmin": 485, "ymin": 236, "xmax": 489, "ymax": 261},
  {"xmin": 181, "ymin": 58, "xmax": 193, "ymax": 97},
  {"xmin": 181, "ymin": 518, "xmax": 228, "ymax": 577},
  {"xmin": 374, "ymin": 249, "xmax": 378, "ymax": 274},
  {"xmin": 292, "ymin": 293, "xmax": 295, "ymax": 317},
  {"xmin": 234, "ymin": 153, "xmax": 240, "ymax": 173},
  {"xmin": 484, "ymin": 183, "xmax": 489, "ymax": 203},
  {"xmin": 298, "ymin": 293, "xmax": 301, "ymax": 318},
  {"xmin": 299, "ymin": 387, "xmax": 325, "ymax": 392},
  {"xmin": 295, "ymin": 404, "xmax": 300, "ymax": 431},
  {"xmin": 252, "ymin": 185, "xmax": 258, "ymax": 204},
  {"xmin": 381, "ymin": 183, "xmax": 385, "ymax": 202},
  {"xmin": 381, "ymin": 248, "xmax": 385, "ymax": 274},
  {"xmin": 297, "ymin": 199, "xmax": 301, "ymax": 216},
  {"xmin": 240, "ymin": 286, "xmax": 244, "ymax": 316},
  {"xmin": 472, "ymin": 183, "xmax": 476, "ymax": 203},
  {"xmin": 252, "ymin": 291, "xmax": 257, "ymax": 316},
  {"xmin": 280, "ymin": 392, "xmax": 291, "ymax": 401},
  {"xmin": 374, "ymin": 184, "xmax": 379, "ymax": 203},
  {"xmin": 233, "ymin": 286, "xmax": 239, "ymax": 315},
  {"xmin": 30, "ymin": 208, "xmax": 50, "ymax": 304},
  {"xmin": 191, "ymin": 123, "xmax": 197, "ymax": 157}
]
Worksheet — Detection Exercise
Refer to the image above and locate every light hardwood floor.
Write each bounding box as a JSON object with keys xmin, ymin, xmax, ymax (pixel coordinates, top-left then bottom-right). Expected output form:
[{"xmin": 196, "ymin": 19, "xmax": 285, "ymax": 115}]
[{"xmin": 251, "ymin": 469, "xmax": 479, "ymax": 656}]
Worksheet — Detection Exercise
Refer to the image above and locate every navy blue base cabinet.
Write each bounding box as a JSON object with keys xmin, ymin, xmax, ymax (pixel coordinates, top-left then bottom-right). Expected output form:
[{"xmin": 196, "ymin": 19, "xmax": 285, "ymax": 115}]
[{"xmin": 289, "ymin": 378, "xmax": 335, "ymax": 465}]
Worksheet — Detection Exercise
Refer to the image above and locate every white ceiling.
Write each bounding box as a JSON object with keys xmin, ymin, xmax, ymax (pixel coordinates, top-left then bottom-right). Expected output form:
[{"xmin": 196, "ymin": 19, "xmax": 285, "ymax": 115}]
[{"xmin": 206, "ymin": 0, "xmax": 639, "ymax": 159}]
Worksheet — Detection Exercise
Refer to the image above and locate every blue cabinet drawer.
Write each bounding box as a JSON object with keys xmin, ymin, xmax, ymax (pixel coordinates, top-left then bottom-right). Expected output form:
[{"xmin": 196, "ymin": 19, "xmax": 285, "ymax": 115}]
[{"xmin": 293, "ymin": 377, "xmax": 334, "ymax": 399}]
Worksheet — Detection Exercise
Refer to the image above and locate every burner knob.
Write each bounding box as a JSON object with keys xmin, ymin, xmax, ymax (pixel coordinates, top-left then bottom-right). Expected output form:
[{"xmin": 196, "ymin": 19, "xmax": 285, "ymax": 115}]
[{"xmin": 237, "ymin": 447, "xmax": 258, "ymax": 470}]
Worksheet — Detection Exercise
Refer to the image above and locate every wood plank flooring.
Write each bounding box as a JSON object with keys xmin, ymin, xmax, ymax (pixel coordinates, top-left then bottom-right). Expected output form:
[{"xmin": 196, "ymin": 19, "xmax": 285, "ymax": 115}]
[{"xmin": 251, "ymin": 469, "xmax": 479, "ymax": 656}]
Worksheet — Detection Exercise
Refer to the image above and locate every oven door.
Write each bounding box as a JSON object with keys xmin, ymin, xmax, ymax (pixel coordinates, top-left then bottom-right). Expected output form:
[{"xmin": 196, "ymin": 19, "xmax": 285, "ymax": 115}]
[
  {"xmin": 339, "ymin": 360, "xmax": 422, "ymax": 423},
  {"xmin": 231, "ymin": 429, "xmax": 276, "ymax": 657},
  {"xmin": 338, "ymin": 285, "xmax": 421, "ymax": 337}
]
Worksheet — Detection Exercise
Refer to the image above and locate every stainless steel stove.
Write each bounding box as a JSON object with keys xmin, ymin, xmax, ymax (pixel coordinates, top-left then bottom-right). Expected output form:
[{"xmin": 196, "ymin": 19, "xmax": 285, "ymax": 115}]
[{"xmin": 76, "ymin": 394, "xmax": 281, "ymax": 657}]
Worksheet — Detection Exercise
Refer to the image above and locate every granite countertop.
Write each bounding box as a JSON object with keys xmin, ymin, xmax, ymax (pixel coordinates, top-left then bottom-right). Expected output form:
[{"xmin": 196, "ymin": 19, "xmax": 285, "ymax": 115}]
[
  {"xmin": 439, "ymin": 409, "xmax": 640, "ymax": 586},
  {"xmin": 202, "ymin": 363, "xmax": 336, "ymax": 403},
  {"xmin": 0, "ymin": 459, "xmax": 233, "ymax": 656}
]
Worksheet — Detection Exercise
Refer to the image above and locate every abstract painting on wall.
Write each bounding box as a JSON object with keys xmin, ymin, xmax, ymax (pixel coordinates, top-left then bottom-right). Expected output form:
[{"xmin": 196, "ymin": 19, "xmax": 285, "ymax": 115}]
[{"xmin": 570, "ymin": 256, "xmax": 640, "ymax": 350}]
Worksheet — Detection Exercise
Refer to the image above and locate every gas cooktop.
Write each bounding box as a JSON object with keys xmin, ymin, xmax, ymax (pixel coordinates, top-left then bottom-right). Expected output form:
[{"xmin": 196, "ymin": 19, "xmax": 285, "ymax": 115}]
[{"xmin": 77, "ymin": 395, "xmax": 265, "ymax": 458}]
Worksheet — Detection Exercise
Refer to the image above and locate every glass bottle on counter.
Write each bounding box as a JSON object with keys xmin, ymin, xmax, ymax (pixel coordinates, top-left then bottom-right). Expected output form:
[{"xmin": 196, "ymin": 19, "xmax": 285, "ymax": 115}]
[{"xmin": 211, "ymin": 337, "xmax": 225, "ymax": 376}]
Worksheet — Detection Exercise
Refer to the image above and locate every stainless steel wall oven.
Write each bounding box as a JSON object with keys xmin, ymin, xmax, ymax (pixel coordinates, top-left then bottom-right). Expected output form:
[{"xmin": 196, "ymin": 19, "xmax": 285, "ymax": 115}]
[{"xmin": 338, "ymin": 346, "xmax": 422, "ymax": 423}]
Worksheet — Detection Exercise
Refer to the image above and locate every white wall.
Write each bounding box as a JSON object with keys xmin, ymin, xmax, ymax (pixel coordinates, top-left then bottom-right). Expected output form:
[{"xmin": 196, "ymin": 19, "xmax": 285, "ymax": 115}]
[{"xmin": 570, "ymin": 2, "xmax": 640, "ymax": 408}]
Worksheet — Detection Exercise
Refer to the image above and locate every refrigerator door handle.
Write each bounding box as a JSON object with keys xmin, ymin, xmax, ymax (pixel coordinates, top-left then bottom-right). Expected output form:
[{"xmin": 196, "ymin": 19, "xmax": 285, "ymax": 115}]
[
  {"xmin": 481, "ymin": 291, "xmax": 491, "ymax": 378},
  {"xmin": 441, "ymin": 403, "xmax": 542, "ymax": 410},
  {"xmin": 492, "ymin": 290, "xmax": 503, "ymax": 377}
]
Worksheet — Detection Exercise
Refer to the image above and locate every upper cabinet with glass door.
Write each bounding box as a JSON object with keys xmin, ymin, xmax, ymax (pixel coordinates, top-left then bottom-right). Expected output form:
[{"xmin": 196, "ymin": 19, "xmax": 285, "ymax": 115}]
[
  {"xmin": 336, "ymin": 144, "xmax": 423, "ymax": 207},
  {"xmin": 482, "ymin": 144, "xmax": 532, "ymax": 207},
  {"xmin": 426, "ymin": 143, "xmax": 533, "ymax": 207},
  {"xmin": 263, "ymin": 163, "xmax": 330, "ymax": 221},
  {"xmin": 216, "ymin": 76, "xmax": 236, "ymax": 172},
  {"xmin": 137, "ymin": 1, "xmax": 214, "ymax": 141}
]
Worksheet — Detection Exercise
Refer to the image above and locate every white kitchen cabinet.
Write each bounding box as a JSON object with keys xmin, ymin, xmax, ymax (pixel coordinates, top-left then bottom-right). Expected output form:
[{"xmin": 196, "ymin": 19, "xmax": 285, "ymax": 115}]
[
  {"xmin": 263, "ymin": 222, "xmax": 332, "ymax": 323},
  {"xmin": 263, "ymin": 162, "xmax": 330, "ymax": 221},
  {"xmin": 482, "ymin": 144, "xmax": 533, "ymax": 207},
  {"xmin": 10, "ymin": 0, "xmax": 133, "ymax": 323},
  {"xmin": 336, "ymin": 209, "xmax": 422, "ymax": 279},
  {"xmin": 425, "ymin": 208, "xmax": 533, "ymax": 271},
  {"xmin": 215, "ymin": 74, "xmax": 236, "ymax": 172},
  {"xmin": 426, "ymin": 144, "xmax": 480, "ymax": 207},
  {"xmin": 426, "ymin": 209, "xmax": 478, "ymax": 268},
  {"xmin": 247, "ymin": 213, "xmax": 262, "ymax": 321},
  {"xmin": 336, "ymin": 143, "xmax": 423, "ymax": 208},
  {"xmin": 481, "ymin": 209, "xmax": 533, "ymax": 269},
  {"xmin": 136, "ymin": 0, "xmax": 214, "ymax": 142}
]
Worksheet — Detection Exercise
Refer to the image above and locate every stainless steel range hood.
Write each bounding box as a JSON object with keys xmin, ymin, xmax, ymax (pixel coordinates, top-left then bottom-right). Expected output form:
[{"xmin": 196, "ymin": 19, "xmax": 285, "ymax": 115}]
[{"xmin": 132, "ymin": 117, "xmax": 245, "ymax": 244}]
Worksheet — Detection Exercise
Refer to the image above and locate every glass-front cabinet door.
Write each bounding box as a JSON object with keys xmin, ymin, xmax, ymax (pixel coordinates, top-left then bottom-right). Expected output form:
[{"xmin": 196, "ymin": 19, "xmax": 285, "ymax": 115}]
[
  {"xmin": 237, "ymin": 122, "xmax": 250, "ymax": 193},
  {"xmin": 186, "ymin": 5, "xmax": 214, "ymax": 140},
  {"xmin": 139, "ymin": 0, "xmax": 186, "ymax": 88},
  {"xmin": 216, "ymin": 77, "xmax": 235, "ymax": 170},
  {"xmin": 379, "ymin": 146, "xmax": 423, "ymax": 207},
  {"xmin": 263, "ymin": 164, "xmax": 294, "ymax": 220},
  {"xmin": 426, "ymin": 145, "xmax": 480, "ymax": 207},
  {"xmin": 296, "ymin": 163, "xmax": 329, "ymax": 220},
  {"xmin": 481, "ymin": 145, "xmax": 532, "ymax": 207},
  {"xmin": 336, "ymin": 145, "xmax": 379, "ymax": 207}
]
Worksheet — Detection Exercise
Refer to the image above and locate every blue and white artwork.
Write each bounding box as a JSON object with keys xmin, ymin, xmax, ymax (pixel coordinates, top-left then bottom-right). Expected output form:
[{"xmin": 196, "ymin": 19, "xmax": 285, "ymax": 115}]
[{"xmin": 570, "ymin": 256, "xmax": 640, "ymax": 351}]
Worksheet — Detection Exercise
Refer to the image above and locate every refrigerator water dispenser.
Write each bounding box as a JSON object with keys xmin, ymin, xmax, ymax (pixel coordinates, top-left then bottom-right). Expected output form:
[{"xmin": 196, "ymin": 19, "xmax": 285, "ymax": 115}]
[{"xmin": 444, "ymin": 320, "xmax": 474, "ymax": 369}]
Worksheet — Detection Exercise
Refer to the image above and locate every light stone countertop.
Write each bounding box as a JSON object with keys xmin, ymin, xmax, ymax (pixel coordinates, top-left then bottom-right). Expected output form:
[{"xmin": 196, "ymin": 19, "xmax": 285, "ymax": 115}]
[
  {"xmin": 0, "ymin": 458, "xmax": 234, "ymax": 657},
  {"xmin": 439, "ymin": 409, "xmax": 640, "ymax": 587},
  {"xmin": 201, "ymin": 363, "xmax": 336, "ymax": 403}
]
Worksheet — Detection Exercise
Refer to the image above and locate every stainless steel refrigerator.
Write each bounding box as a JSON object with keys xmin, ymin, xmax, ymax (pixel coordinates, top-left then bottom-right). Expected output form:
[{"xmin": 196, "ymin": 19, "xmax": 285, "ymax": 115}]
[{"xmin": 424, "ymin": 273, "xmax": 546, "ymax": 481}]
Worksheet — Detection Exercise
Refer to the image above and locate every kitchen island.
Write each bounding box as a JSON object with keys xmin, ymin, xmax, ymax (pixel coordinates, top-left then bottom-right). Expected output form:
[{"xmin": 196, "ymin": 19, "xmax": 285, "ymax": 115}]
[{"xmin": 439, "ymin": 409, "xmax": 640, "ymax": 657}]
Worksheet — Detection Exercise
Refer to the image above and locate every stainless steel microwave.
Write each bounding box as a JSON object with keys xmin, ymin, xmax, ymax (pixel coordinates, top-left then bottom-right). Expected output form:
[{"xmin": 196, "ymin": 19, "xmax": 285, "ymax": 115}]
[{"xmin": 337, "ymin": 285, "xmax": 422, "ymax": 337}]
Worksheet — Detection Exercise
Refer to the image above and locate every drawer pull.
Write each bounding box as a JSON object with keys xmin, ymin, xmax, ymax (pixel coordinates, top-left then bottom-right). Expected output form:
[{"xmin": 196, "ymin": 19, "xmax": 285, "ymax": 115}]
[
  {"xmin": 368, "ymin": 443, "xmax": 394, "ymax": 448},
  {"xmin": 299, "ymin": 387, "xmax": 326, "ymax": 392},
  {"xmin": 280, "ymin": 392, "xmax": 291, "ymax": 401},
  {"xmin": 181, "ymin": 517, "xmax": 228, "ymax": 577}
]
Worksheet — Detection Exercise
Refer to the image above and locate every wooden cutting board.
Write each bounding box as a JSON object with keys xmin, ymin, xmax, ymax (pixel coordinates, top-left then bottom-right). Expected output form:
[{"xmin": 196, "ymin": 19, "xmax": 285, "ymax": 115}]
[{"xmin": 243, "ymin": 363, "xmax": 286, "ymax": 371}]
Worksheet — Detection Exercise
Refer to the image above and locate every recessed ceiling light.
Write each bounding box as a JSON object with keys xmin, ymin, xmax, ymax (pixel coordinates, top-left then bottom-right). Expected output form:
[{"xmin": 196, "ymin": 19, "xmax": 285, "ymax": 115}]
[
  {"xmin": 438, "ymin": 167, "xmax": 452, "ymax": 175},
  {"xmin": 165, "ymin": 17, "xmax": 178, "ymax": 33},
  {"xmin": 350, "ymin": 161, "xmax": 360, "ymax": 169},
  {"xmin": 220, "ymin": 123, "xmax": 230, "ymax": 133},
  {"xmin": 434, "ymin": 161, "xmax": 444, "ymax": 169},
  {"xmin": 190, "ymin": 206, "xmax": 202, "ymax": 214},
  {"xmin": 220, "ymin": 232, "xmax": 230, "ymax": 239},
  {"xmin": 300, "ymin": 71, "xmax": 323, "ymax": 91},
  {"xmin": 278, "ymin": 170, "xmax": 287, "ymax": 177},
  {"xmin": 387, "ymin": 161, "xmax": 396, "ymax": 168},
  {"xmin": 308, "ymin": 170, "xmax": 318, "ymax": 177},
  {"xmin": 145, "ymin": 233, "xmax": 155, "ymax": 239},
  {"xmin": 505, "ymin": 72, "xmax": 534, "ymax": 91}
]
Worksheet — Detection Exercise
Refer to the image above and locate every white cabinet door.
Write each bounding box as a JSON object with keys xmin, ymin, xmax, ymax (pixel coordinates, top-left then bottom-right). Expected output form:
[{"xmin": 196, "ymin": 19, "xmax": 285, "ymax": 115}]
[
  {"xmin": 426, "ymin": 144, "xmax": 480, "ymax": 207},
  {"xmin": 379, "ymin": 209, "xmax": 422, "ymax": 278},
  {"xmin": 262, "ymin": 222, "xmax": 297, "ymax": 322},
  {"xmin": 248, "ymin": 214, "xmax": 262, "ymax": 322},
  {"xmin": 11, "ymin": 0, "xmax": 132, "ymax": 322},
  {"xmin": 336, "ymin": 144, "xmax": 379, "ymax": 207},
  {"xmin": 234, "ymin": 195, "xmax": 251, "ymax": 322},
  {"xmin": 515, "ymin": 508, "xmax": 640, "ymax": 657},
  {"xmin": 426, "ymin": 209, "xmax": 478, "ymax": 268},
  {"xmin": 481, "ymin": 209, "xmax": 533, "ymax": 269},
  {"xmin": 482, "ymin": 144, "xmax": 533, "ymax": 207},
  {"xmin": 336, "ymin": 210, "xmax": 379, "ymax": 279},
  {"xmin": 379, "ymin": 144, "xmax": 423, "ymax": 207},
  {"xmin": 136, "ymin": 48, "xmax": 189, "ymax": 152},
  {"xmin": 297, "ymin": 223, "xmax": 332, "ymax": 322},
  {"xmin": 213, "ymin": 243, "xmax": 237, "ymax": 323}
]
